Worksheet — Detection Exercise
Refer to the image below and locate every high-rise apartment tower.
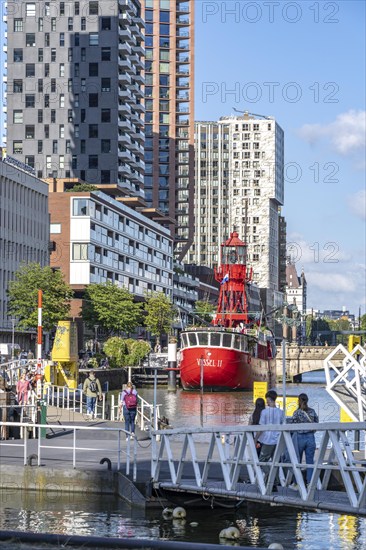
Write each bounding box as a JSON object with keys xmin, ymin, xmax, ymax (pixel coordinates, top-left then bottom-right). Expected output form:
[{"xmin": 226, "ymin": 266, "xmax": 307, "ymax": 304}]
[
  {"xmin": 5, "ymin": 0, "xmax": 145, "ymax": 196},
  {"xmin": 141, "ymin": 0, "xmax": 195, "ymax": 259}
]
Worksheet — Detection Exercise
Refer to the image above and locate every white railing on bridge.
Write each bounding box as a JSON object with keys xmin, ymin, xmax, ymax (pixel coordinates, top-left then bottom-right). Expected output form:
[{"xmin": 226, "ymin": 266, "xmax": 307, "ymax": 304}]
[
  {"xmin": 0, "ymin": 421, "xmax": 138, "ymax": 480},
  {"xmin": 110, "ymin": 393, "xmax": 162, "ymax": 432},
  {"xmin": 151, "ymin": 423, "xmax": 366, "ymax": 512},
  {"xmin": 325, "ymin": 344, "xmax": 366, "ymax": 421}
]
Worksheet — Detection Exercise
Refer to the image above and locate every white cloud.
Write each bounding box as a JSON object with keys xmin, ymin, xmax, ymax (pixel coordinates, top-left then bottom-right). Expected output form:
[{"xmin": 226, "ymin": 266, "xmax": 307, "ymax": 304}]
[
  {"xmin": 298, "ymin": 110, "xmax": 366, "ymax": 157},
  {"xmin": 347, "ymin": 189, "xmax": 366, "ymax": 220}
]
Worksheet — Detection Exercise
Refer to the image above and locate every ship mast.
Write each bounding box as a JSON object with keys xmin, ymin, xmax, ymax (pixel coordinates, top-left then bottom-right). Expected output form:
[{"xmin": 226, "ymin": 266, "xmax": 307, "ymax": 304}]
[{"xmin": 213, "ymin": 231, "xmax": 252, "ymax": 328}]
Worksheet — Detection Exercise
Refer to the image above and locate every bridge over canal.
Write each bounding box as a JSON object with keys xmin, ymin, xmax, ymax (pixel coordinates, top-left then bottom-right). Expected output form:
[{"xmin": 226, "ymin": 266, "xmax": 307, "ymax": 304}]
[{"xmin": 276, "ymin": 343, "xmax": 345, "ymax": 382}]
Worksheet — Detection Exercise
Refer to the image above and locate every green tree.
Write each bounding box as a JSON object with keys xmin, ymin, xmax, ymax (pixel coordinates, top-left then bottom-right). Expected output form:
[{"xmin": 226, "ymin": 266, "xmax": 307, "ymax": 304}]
[
  {"xmin": 144, "ymin": 292, "xmax": 175, "ymax": 347},
  {"xmin": 8, "ymin": 263, "xmax": 73, "ymax": 332},
  {"xmin": 124, "ymin": 338, "xmax": 151, "ymax": 366},
  {"xmin": 195, "ymin": 300, "xmax": 216, "ymax": 323},
  {"xmin": 361, "ymin": 314, "xmax": 366, "ymax": 331},
  {"xmin": 103, "ymin": 336, "xmax": 127, "ymax": 367},
  {"xmin": 82, "ymin": 282, "xmax": 142, "ymax": 335},
  {"xmin": 65, "ymin": 184, "xmax": 98, "ymax": 192}
]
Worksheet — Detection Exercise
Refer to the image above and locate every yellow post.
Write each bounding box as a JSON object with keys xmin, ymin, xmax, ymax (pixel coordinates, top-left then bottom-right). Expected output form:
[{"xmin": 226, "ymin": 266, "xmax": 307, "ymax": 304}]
[{"xmin": 253, "ymin": 381, "xmax": 268, "ymax": 403}]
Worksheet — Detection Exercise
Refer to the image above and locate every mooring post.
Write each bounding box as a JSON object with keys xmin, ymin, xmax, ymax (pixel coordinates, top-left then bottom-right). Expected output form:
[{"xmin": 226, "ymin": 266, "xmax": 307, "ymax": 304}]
[{"xmin": 167, "ymin": 341, "xmax": 177, "ymax": 392}]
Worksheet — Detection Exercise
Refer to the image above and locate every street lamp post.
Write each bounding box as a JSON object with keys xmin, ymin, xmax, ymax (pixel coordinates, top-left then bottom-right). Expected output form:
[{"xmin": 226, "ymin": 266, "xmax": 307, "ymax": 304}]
[
  {"xmin": 94, "ymin": 325, "xmax": 99, "ymax": 355},
  {"xmin": 11, "ymin": 318, "xmax": 16, "ymax": 362}
]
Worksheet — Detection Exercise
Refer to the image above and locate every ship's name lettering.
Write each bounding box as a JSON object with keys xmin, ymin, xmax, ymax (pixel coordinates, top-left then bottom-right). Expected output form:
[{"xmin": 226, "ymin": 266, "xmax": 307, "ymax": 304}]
[{"xmin": 197, "ymin": 359, "xmax": 223, "ymax": 367}]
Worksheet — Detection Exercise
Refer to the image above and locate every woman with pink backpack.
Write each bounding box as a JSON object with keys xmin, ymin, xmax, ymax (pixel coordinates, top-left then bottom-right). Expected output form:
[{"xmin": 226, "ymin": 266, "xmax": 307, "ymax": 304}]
[{"xmin": 118, "ymin": 381, "xmax": 138, "ymax": 440}]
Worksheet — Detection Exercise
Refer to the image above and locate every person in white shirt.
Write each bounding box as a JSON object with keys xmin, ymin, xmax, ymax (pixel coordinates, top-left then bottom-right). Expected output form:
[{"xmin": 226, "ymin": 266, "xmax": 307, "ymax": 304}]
[{"xmin": 257, "ymin": 390, "xmax": 284, "ymax": 489}]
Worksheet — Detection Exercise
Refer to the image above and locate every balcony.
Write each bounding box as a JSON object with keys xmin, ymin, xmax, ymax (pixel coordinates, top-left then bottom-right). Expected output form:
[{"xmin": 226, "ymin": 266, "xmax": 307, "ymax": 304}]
[
  {"xmin": 176, "ymin": 92, "xmax": 189, "ymax": 101},
  {"xmin": 118, "ymin": 57, "xmax": 133, "ymax": 72},
  {"xmin": 176, "ymin": 17, "xmax": 190, "ymax": 26},
  {"xmin": 176, "ymin": 42, "xmax": 189, "ymax": 51},
  {"xmin": 118, "ymin": 88, "xmax": 132, "ymax": 102},
  {"xmin": 177, "ymin": 55, "xmax": 189, "ymax": 64},
  {"xmin": 118, "ymin": 70, "xmax": 132, "ymax": 85},
  {"xmin": 119, "ymin": 0, "xmax": 134, "ymax": 13},
  {"xmin": 177, "ymin": 30, "xmax": 190, "ymax": 38},
  {"xmin": 118, "ymin": 39, "xmax": 132, "ymax": 55}
]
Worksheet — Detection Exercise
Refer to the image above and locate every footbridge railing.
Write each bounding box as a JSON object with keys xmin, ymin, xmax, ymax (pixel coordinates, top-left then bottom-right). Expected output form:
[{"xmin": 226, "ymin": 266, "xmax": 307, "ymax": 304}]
[
  {"xmin": 324, "ymin": 344, "xmax": 366, "ymax": 421},
  {"xmin": 151, "ymin": 423, "xmax": 366, "ymax": 514}
]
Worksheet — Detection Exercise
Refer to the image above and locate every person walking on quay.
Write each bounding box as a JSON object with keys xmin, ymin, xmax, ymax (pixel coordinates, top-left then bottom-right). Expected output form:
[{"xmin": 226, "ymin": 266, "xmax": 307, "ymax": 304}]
[
  {"xmin": 248, "ymin": 397, "xmax": 265, "ymax": 456},
  {"xmin": 83, "ymin": 370, "xmax": 102, "ymax": 419},
  {"xmin": 118, "ymin": 381, "xmax": 138, "ymax": 440},
  {"xmin": 256, "ymin": 390, "xmax": 285, "ymax": 490},
  {"xmin": 16, "ymin": 372, "xmax": 31, "ymax": 405},
  {"xmin": 289, "ymin": 393, "xmax": 319, "ymax": 486}
]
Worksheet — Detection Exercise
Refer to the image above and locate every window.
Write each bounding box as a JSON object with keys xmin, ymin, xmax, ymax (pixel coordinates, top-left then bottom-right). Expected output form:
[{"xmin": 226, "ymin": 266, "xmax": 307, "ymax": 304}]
[
  {"xmin": 74, "ymin": 64, "xmax": 80, "ymax": 77},
  {"xmin": 52, "ymin": 140, "xmax": 58, "ymax": 154},
  {"xmin": 101, "ymin": 171, "xmax": 110, "ymax": 184},
  {"xmin": 101, "ymin": 47, "xmax": 111, "ymax": 61},
  {"xmin": 68, "ymin": 109, "xmax": 73, "ymax": 122},
  {"xmin": 160, "ymin": 11, "xmax": 170, "ymax": 22},
  {"xmin": 68, "ymin": 17, "xmax": 73, "ymax": 31},
  {"xmin": 101, "ymin": 109, "xmax": 110, "ymax": 122},
  {"xmin": 26, "ymin": 33, "xmax": 35, "ymax": 46},
  {"xmin": 51, "ymin": 79, "xmax": 56, "ymax": 93},
  {"xmin": 89, "ymin": 33, "xmax": 99, "ymax": 45},
  {"xmin": 89, "ymin": 155, "xmax": 98, "ymax": 168},
  {"xmin": 26, "ymin": 3, "xmax": 36, "ymax": 17},
  {"xmin": 72, "ymin": 156, "xmax": 77, "ymax": 169},
  {"xmin": 44, "ymin": 125, "xmax": 49, "ymax": 138},
  {"xmin": 59, "ymin": 33, "xmax": 65, "ymax": 46},
  {"xmin": 101, "ymin": 17, "xmax": 111, "ymax": 30},
  {"xmin": 44, "ymin": 94, "xmax": 49, "ymax": 107},
  {"xmin": 25, "ymin": 94, "xmax": 35, "ymax": 108},
  {"xmin": 81, "ymin": 109, "xmax": 86, "ymax": 122},
  {"xmin": 59, "ymin": 155, "xmax": 64, "ymax": 169},
  {"xmin": 37, "ymin": 140, "xmax": 43, "ymax": 153},
  {"xmin": 44, "ymin": 63, "xmax": 49, "ymax": 77},
  {"xmin": 50, "ymin": 223, "xmax": 61, "ymax": 234},
  {"xmin": 101, "ymin": 139, "xmax": 111, "ymax": 153},
  {"xmin": 25, "ymin": 155, "xmax": 35, "ymax": 168},
  {"xmin": 13, "ymin": 80, "xmax": 23, "ymax": 93},
  {"xmin": 25, "ymin": 125, "xmax": 35, "ymax": 139},
  {"xmin": 38, "ymin": 110, "xmax": 43, "ymax": 123},
  {"xmin": 81, "ymin": 78, "xmax": 86, "ymax": 91},
  {"xmin": 59, "ymin": 64, "xmax": 65, "ymax": 77},
  {"xmin": 75, "ymin": 94, "xmax": 79, "ymax": 107},
  {"xmin": 14, "ymin": 19, "xmax": 23, "ymax": 32},
  {"xmin": 13, "ymin": 141, "xmax": 23, "ymax": 154},
  {"xmin": 51, "ymin": 18, "xmax": 56, "ymax": 32},
  {"xmin": 25, "ymin": 64, "xmax": 35, "ymax": 77},
  {"xmin": 38, "ymin": 48, "xmax": 43, "ymax": 62},
  {"xmin": 160, "ymin": 24, "xmax": 169, "ymax": 35},
  {"xmin": 159, "ymin": 62, "xmax": 169, "ymax": 73},
  {"xmin": 89, "ymin": 1, "xmax": 99, "ymax": 15},
  {"xmin": 38, "ymin": 79, "xmax": 43, "ymax": 92},
  {"xmin": 59, "ymin": 125, "xmax": 65, "ymax": 138},
  {"xmin": 45, "ymin": 33, "xmax": 50, "ymax": 46},
  {"xmin": 73, "ymin": 243, "xmax": 88, "ymax": 260},
  {"xmin": 13, "ymin": 111, "xmax": 23, "ymax": 124},
  {"xmin": 60, "ymin": 2, "xmax": 65, "ymax": 15},
  {"xmin": 89, "ymin": 94, "xmax": 98, "ymax": 107},
  {"xmin": 81, "ymin": 17, "xmax": 86, "ymax": 30},
  {"xmin": 51, "ymin": 110, "xmax": 56, "ymax": 123},
  {"xmin": 51, "ymin": 48, "xmax": 56, "ymax": 62},
  {"xmin": 81, "ymin": 47, "xmax": 86, "ymax": 61},
  {"xmin": 74, "ymin": 33, "xmax": 79, "ymax": 47},
  {"xmin": 13, "ymin": 49, "xmax": 23, "ymax": 62},
  {"xmin": 73, "ymin": 198, "xmax": 90, "ymax": 216},
  {"xmin": 80, "ymin": 140, "xmax": 86, "ymax": 153},
  {"xmin": 38, "ymin": 17, "xmax": 43, "ymax": 31},
  {"xmin": 74, "ymin": 125, "xmax": 79, "ymax": 137},
  {"xmin": 68, "ymin": 48, "xmax": 73, "ymax": 61},
  {"xmin": 89, "ymin": 124, "xmax": 98, "ymax": 138},
  {"xmin": 101, "ymin": 78, "xmax": 110, "ymax": 91},
  {"xmin": 89, "ymin": 63, "xmax": 98, "ymax": 76},
  {"xmin": 66, "ymin": 140, "xmax": 71, "ymax": 153},
  {"xmin": 46, "ymin": 156, "xmax": 52, "ymax": 170},
  {"xmin": 75, "ymin": 1, "xmax": 80, "ymax": 15}
]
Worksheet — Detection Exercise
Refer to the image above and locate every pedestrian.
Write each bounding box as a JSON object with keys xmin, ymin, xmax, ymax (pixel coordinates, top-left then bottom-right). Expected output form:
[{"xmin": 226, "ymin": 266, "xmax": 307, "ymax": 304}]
[
  {"xmin": 27, "ymin": 350, "xmax": 34, "ymax": 360},
  {"xmin": 83, "ymin": 370, "xmax": 102, "ymax": 419},
  {"xmin": 256, "ymin": 390, "xmax": 285, "ymax": 491},
  {"xmin": 289, "ymin": 393, "xmax": 319, "ymax": 486},
  {"xmin": 248, "ymin": 397, "xmax": 266, "ymax": 456},
  {"xmin": 16, "ymin": 372, "xmax": 31, "ymax": 405},
  {"xmin": 118, "ymin": 381, "xmax": 138, "ymax": 440}
]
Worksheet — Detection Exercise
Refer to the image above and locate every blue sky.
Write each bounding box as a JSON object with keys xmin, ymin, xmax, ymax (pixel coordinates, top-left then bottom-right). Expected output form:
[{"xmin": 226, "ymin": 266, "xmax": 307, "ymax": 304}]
[{"xmin": 195, "ymin": 0, "xmax": 366, "ymax": 317}]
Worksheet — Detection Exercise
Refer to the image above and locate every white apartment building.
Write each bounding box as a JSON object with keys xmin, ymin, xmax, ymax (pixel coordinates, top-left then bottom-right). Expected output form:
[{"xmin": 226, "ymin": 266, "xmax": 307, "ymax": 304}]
[
  {"xmin": 0, "ymin": 154, "xmax": 49, "ymax": 344},
  {"xmin": 190, "ymin": 114, "xmax": 285, "ymax": 312}
]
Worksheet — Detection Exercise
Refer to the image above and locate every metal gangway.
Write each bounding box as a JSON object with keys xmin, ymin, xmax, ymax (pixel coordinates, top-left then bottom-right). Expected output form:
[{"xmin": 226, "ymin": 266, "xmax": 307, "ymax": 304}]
[
  {"xmin": 151, "ymin": 423, "xmax": 366, "ymax": 515},
  {"xmin": 324, "ymin": 344, "xmax": 366, "ymax": 421}
]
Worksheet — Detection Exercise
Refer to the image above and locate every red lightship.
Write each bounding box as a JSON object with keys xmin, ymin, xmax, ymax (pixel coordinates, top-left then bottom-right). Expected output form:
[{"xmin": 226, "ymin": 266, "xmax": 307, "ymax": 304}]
[{"xmin": 179, "ymin": 231, "xmax": 276, "ymax": 390}]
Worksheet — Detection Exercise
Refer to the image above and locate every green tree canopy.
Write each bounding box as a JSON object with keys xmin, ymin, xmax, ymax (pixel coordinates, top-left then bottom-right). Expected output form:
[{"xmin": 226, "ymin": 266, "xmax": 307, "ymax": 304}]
[
  {"xmin": 194, "ymin": 300, "xmax": 216, "ymax": 323},
  {"xmin": 8, "ymin": 263, "xmax": 73, "ymax": 332},
  {"xmin": 144, "ymin": 292, "xmax": 175, "ymax": 345},
  {"xmin": 82, "ymin": 282, "xmax": 143, "ymax": 334},
  {"xmin": 65, "ymin": 184, "xmax": 97, "ymax": 192},
  {"xmin": 103, "ymin": 337, "xmax": 151, "ymax": 367},
  {"xmin": 361, "ymin": 314, "xmax": 366, "ymax": 331}
]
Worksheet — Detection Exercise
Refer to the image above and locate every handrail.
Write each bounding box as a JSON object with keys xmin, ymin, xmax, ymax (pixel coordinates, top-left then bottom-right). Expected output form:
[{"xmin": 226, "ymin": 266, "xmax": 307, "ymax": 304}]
[
  {"xmin": 151, "ymin": 422, "xmax": 366, "ymax": 510},
  {"xmin": 110, "ymin": 393, "xmax": 162, "ymax": 432},
  {"xmin": 0, "ymin": 421, "xmax": 138, "ymax": 480}
]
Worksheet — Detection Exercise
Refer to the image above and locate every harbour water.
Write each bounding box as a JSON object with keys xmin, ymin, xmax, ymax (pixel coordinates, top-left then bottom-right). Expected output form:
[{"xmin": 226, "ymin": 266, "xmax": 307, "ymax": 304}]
[{"xmin": 1, "ymin": 376, "xmax": 365, "ymax": 549}]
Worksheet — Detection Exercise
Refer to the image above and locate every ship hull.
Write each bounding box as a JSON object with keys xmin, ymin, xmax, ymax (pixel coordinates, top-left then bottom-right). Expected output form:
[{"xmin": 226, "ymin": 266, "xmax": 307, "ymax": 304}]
[{"xmin": 179, "ymin": 346, "xmax": 275, "ymax": 391}]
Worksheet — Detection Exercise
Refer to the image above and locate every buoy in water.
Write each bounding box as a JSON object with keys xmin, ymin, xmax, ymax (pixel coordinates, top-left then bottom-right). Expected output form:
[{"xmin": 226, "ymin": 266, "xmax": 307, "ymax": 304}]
[
  {"xmin": 162, "ymin": 507, "xmax": 173, "ymax": 520},
  {"xmin": 172, "ymin": 506, "xmax": 186, "ymax": 519},
  {"xmin": 219, "ymin": 526, "xmax": 240, "ymax": 540}
]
